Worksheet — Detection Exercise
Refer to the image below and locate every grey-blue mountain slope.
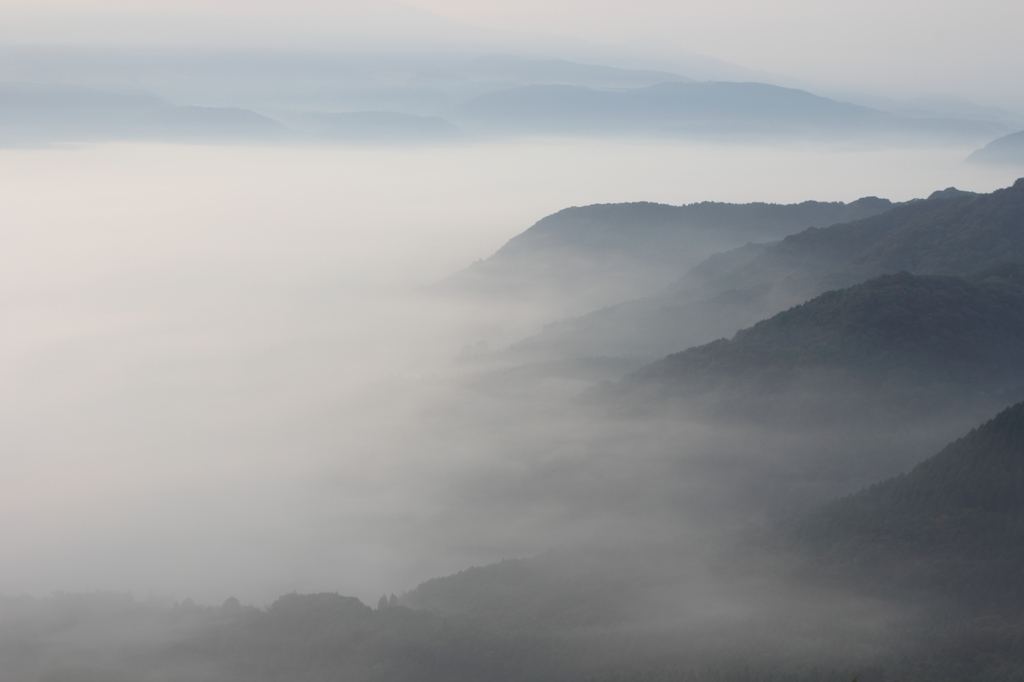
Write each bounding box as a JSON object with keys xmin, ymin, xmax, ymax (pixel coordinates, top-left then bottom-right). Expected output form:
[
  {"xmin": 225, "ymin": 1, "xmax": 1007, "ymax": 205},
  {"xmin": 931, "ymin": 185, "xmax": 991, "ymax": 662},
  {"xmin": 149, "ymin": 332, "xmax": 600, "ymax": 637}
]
[
  {"xmin": 513, "ymin": 182, "xmax": 1023, "ymax": 362},
  {"xmin": 441, "ymin": 195, "xmax": 895, "ymax": 315},
  {"xmin": 0, "ymin": 82, "xmax": 287, "ymax": 146},
  {"xmin": 604, "ymin": 263, "xmax": 1024, "ymax": 425},
  {"xmin": 968, "ymin": 129, "xmax": 1024, "ymax": 166}
]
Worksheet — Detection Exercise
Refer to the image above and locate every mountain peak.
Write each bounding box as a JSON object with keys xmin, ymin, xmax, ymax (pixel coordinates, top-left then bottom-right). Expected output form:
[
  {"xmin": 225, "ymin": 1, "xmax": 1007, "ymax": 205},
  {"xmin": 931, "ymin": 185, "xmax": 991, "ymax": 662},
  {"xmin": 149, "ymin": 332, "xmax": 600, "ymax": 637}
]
[{"xmin": 926, "ymin": 186, "xmax": 977, "ymax": 201}]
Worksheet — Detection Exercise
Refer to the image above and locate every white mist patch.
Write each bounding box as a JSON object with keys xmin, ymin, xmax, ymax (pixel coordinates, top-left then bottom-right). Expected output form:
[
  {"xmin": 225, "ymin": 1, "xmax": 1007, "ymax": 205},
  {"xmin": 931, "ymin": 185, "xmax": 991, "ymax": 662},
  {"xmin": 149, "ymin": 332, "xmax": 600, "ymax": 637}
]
[{"xmin": 0, "ymin": 139, "xmax": 1014, "ymax": 606}]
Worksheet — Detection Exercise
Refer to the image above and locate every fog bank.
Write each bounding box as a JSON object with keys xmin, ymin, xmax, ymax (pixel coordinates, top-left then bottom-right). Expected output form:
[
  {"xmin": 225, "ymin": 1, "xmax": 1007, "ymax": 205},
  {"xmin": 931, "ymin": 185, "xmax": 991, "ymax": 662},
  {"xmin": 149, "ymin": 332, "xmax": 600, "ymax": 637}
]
[{"xmin": 0, "ymin": 139, "xmax": 1017, "ymax": 605}]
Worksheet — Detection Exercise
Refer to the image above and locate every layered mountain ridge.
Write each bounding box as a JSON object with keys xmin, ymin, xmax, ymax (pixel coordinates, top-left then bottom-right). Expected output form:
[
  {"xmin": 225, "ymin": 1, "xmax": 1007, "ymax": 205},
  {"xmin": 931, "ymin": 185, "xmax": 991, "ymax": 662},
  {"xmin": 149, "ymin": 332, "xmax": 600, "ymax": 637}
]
[
  {"xmin": 447, "ymin": 81, "xmax": 1009, "ymax": 142},
  {"xmin": 441, "ymin": 195, "xmax": 896, "ymax": 315},
  {"xmin": 607, "ymin": 265, "xmax": 1024, "ymax": 423},
  {"xmin": 511, "ymin": 180, "xmax": 1023, "ymax": 362}
]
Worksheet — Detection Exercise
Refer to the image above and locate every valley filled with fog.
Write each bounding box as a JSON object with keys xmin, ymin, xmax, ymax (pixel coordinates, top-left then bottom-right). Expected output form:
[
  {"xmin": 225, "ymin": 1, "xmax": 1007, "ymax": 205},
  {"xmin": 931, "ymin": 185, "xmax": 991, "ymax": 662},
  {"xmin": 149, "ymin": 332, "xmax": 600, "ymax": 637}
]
[
  {"xmin": 2, "ymin": 0, "xmax": 1024, "ymax": 678},
  {"xmin": 0, "ymin": 138, "xmax": 1014, "ymax": 607}
]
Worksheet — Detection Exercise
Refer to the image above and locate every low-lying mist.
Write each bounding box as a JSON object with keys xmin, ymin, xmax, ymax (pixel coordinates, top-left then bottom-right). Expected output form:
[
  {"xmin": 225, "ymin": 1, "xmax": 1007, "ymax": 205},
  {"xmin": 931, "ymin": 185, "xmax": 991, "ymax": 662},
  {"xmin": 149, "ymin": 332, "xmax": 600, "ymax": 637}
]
[{"xmin": 0, "ymin": 137, "xmax": 1016, "ymax": 611}]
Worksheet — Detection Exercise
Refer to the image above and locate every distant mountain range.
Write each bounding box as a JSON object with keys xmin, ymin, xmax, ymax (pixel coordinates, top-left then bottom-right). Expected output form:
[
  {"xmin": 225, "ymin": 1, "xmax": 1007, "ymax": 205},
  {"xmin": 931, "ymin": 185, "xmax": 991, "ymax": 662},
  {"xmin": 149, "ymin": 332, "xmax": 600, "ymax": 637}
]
[
  {"xmin": 2, "ymin": 64, "xmax": 1017, "ymax": 146},
  {"xmin": 869, "ymin": 94, "xmax": 1024, "ymax": 129},
  {"xmin": 513, "ymin": 181, "xmax": 1022, "ymax": 362},
  {"xmin": 0, "ymin": 82, "xmax": 475, "ymax": 147},
  {"xmin": 0, "ymin": 83, "xmax": 287, "ymax": 146},
  {"xmin": 284, "ymin": 111, "xmax": 464, "ymax": 144},
  {"xmin": 451, "ymin": 55, "xmax": 693, "ymax": 90},
  {"xmin": 134, "ymin": 105, "xmax": 288, "ymax": 142},
  {"xmin": 446, "ymin": 81, "xmax": 1010, "ymax": 142}
]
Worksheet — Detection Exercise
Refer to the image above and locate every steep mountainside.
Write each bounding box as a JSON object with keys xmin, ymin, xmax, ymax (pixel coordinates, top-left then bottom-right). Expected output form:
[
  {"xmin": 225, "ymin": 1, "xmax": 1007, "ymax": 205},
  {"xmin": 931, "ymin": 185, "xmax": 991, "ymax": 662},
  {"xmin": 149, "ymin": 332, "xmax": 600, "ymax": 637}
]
[
  {"xmin": 610, "ymin": 265, "xmax": 1024, "ymax": 423},
  {"xmin": 514, "ymin": 181, "xmax": 1020, "ymax": 361},
  {"xmin": 789, "ymin": 400, "xmax": 1024, "ymax": 614},
  {"xmin": 441, "ymin": 196, "xmax": 894, "ymax": 316}
]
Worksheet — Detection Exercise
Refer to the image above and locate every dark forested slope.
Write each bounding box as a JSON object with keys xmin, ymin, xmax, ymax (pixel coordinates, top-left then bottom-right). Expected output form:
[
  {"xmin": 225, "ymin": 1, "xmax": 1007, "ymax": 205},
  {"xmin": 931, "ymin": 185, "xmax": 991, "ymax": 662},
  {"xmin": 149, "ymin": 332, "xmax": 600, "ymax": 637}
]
[
  {"xmin": 789, "ymin": 400, "xmax": 1024, "ymax": 614},
  {"xmin": 726, "ymin": 179, "xmax": 1024, "ymax": 288},
  {"xmin": 611, "ymin": 264, "xmax": 1024, "ymax": 423}
]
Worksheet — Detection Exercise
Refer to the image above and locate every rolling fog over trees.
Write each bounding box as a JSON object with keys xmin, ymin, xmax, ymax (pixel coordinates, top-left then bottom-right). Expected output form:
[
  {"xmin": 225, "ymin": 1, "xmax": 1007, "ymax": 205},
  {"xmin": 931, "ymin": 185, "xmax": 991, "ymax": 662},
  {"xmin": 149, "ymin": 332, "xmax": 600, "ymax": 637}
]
[{"xmin": 3, "ymin": 0, "xmax": 1024, "ymax": 680}]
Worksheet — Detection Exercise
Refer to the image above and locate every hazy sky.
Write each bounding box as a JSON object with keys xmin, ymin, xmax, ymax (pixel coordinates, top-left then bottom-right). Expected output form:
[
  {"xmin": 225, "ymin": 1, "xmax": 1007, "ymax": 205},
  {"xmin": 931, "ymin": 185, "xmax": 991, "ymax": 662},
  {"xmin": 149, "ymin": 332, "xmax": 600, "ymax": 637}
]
[{"xmin": 1, "ymin": 0, "xmax": 1022, "ymax": 108}]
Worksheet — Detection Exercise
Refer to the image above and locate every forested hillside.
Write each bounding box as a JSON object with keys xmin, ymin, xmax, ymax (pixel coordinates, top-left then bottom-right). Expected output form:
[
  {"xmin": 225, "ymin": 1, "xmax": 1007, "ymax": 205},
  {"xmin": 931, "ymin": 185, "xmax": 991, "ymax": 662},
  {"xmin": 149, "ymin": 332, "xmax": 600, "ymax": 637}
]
[
  {"xmin": 0, "ymin": 592, "xmax": 573, "ymax": 682},
  {"xmin": 789, "ymin": 400, "xmax": 1024, "ymax": 614},
  {"xmin": 611, "ymin": 264, "xmax": 1024, "ymax": 423},
  {"xmin": 442, "ymin": 196, "xmax": 894, "ymax": 316},
  {"xmin": 514, "ymin": 180, "xmax": 1021, "ymax": 361}
]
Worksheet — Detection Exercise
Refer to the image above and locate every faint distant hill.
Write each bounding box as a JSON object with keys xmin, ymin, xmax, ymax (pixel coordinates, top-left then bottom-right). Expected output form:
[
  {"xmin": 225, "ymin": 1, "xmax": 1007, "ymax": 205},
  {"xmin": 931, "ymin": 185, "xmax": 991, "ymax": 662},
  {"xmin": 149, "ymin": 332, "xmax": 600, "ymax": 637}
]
[
  {"xmin": 879, "ymin": 94, "xmax": 1024, "ymax": 130},
  {"xmin": 0, "ymin": 591, "xmax": 568, "ymax": 682},
  {"xmin": 0, "ymin": 82, "xmax": 164, "ymax": 145},
  {"xmin": 789, "ymin": 399, "xmax": 1024, "ymax": 615},
  {"xmin": 440, "ymin": 196, "xmax": 895, "ymax": 316},
  {"xmin": 0, "ymin": 580, "xmax": 882, "ymax": 682},
  {"xmin": 452, "ymin": 55, "xmax": 692, "ymax": 90},
  {"xmin": 446, "ymin": 81, "xmax": 1009, "ymax": 143},
  {"xmin": 514, "ymin": 182, "xmax": 1023, "ymax": 361},
  {"xmin": 0, "ymin": 82, "xmax": 287, "ymax": 146},
  {"xmin": 967, "ymin": 130, "xmax": 1024, "ymax": 166},
  {"xmin": 286, "ymin": 111, "xmax": 463, "ymax": 144},
  {"xmin": 133, "ymin": 105, "xmax": 288, "ymax": 142},
  {"xmin": 398, "ymin": 548, "xmax": 646, "ymax": 632},
  {"xmin": 0, "ymin": 48, "xmax": 700, "ymax": 119},
  {"xmin": 608, "ymin": 265, "xmax": 1024, "ymax": 424}
]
